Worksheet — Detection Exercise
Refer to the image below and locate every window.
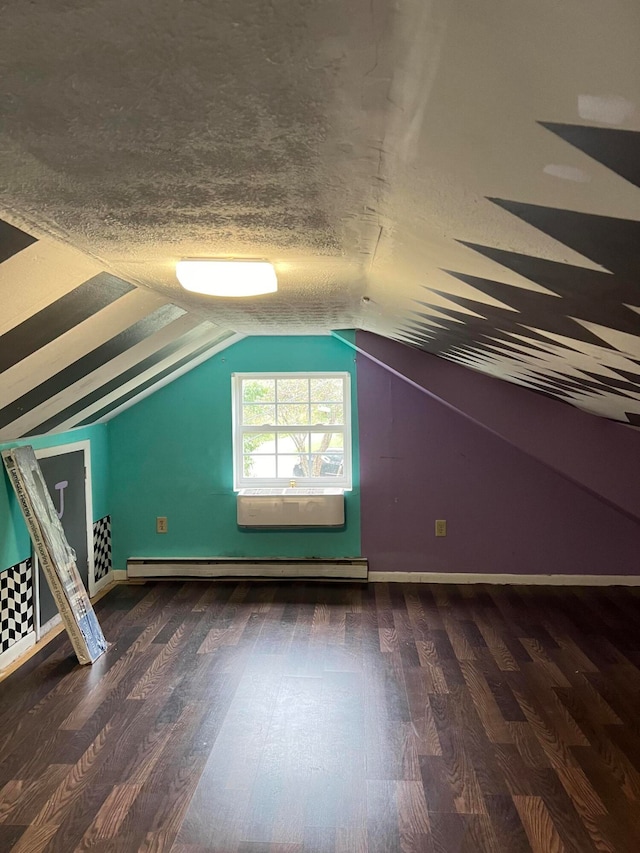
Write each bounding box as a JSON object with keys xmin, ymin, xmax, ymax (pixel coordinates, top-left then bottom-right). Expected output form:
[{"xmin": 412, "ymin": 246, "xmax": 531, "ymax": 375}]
[{"xmin": 232, "ymin": 372, "xmax": 352, "ymax": 489}]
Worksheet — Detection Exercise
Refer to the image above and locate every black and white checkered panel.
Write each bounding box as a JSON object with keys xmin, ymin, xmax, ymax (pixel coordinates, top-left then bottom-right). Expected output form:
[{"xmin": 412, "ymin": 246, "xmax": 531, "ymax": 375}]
[
  {"xmin": 93, "ymin": 515, "xmax": 112, "ymax": 583},
  {"xmin": 0, "ymin": 559, "xmax": 34, "ymax": 654}
]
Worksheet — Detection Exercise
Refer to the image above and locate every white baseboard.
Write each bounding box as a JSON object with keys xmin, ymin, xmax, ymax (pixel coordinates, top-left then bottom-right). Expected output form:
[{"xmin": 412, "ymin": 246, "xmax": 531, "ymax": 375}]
[
  {"xmin": 39, "ymin": 613, "xmax": 62, "ymax": 637},
  {"xmin": 104, "ymin": 568, "xmax": 640, "ymax": 587},
  {"xmin": 368, "ymin": 571, "xmax": 640, "ymax": 586},
  {"xmin": 0, "ymin": 632, "xmax": 36, "ymax": 673},
  {"xmin": 93, "ymin": 571, "xmax": 114, "ymax": 596}
]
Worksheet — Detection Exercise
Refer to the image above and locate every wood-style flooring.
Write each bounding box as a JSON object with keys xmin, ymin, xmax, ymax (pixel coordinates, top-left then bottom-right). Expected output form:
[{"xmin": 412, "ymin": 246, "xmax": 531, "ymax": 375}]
[{"xmin": 1, "ymin": 580, "xmax": 640, "ymax": 852}]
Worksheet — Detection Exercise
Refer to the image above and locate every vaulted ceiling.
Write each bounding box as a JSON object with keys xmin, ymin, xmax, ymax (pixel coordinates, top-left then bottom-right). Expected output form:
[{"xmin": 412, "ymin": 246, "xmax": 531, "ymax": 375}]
[{"xmin": 1, "ymin": 0, "xmax": 639, "ymax": 437}]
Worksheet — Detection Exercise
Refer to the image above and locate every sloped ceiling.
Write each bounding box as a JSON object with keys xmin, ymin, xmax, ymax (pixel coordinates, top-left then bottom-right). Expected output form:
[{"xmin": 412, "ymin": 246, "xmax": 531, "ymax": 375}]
[
  {"xmin": 0, "ymin": 226, "xmax": 239, "ymax": 439},
  {"xmin": 1, "ymin": 0, "xmax": 639, "ymax": 435}
]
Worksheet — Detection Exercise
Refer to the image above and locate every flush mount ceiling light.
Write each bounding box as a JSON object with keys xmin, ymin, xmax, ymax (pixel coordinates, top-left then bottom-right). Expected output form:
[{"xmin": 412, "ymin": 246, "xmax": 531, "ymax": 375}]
[{"xmin": 176, "ymin": 259, "xmax": 277, "ymax": 297}]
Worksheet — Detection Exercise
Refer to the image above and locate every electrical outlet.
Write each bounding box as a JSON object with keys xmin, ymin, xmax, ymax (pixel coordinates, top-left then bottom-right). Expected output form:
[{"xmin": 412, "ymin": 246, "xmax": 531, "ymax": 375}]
[
  {"xmin": 435, "ymin": 519, "xmax": 447, "ymax": 537},
  {"xmin": 156, "ymin": 516, "xmax": 168, "ymax": 534}
]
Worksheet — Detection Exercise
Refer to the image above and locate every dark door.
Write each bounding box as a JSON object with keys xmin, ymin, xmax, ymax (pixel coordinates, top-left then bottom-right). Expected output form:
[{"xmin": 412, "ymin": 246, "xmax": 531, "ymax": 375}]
[{"xmin": 37, "ymin": 450, "xmax": 89, "ymax": 627}]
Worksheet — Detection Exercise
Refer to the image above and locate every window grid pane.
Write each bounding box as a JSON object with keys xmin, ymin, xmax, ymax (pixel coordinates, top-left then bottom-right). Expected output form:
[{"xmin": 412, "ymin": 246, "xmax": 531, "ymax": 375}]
[
  {"xmin": 309, "ymin": 453, "xmax": 344, "ymax": 477},
  {"xmin": 310, "ymin": 377, "xmax": 343, "ymax": 403},
  {"xmin": 275, "ymin": 377, "xmax": 309, "ymax": 403},
  {"xmin": 276, "ymin": 433, "xmax": 309, "ymax": 453},
  {"xmin": 310, "ymin": 403, "xmax": 343, "ymax": 425},
  {"xmin": 242, "ymin": 378, "xmax": 275, "ymax": 402},
  {"xmin": 242, "ymin": 404, "xmax": 275, "ymax": 426},
  {"xmin": 276, "ymin": 403, "xmax": 309, "ymax": 425},
  {"xmin": 242, "ymin": 433, "xmax": 275, "ymax": 454},
  {"xmin": 243, "ymin": 455, "xmax": 276, "ymax": 478},
  {"xmin": 277, "ymin": 455, "xmax": 303, "ymax": 478}
]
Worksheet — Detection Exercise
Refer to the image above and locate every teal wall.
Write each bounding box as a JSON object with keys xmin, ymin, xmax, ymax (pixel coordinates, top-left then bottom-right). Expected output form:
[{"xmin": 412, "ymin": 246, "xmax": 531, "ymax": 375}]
[
  {"xmin": 108, "ymin": 336, "xmax": 361, "ymax": 568},
  {"xmin": 0, "ymin": 424, "xmax": 110, "ymax": 572}
]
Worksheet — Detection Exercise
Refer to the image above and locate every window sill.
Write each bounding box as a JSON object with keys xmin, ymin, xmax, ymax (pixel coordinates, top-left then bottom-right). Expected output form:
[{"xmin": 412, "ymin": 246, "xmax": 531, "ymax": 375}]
[{"xmin": 236, "ymin": 487, "xmax": 346, "ymax": 496}]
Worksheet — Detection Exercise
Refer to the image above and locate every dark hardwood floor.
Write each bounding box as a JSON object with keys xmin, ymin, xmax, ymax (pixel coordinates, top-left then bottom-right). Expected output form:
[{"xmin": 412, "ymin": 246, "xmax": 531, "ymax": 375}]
[{"xmin": 1, "ymin": 580, "xmax": 640, "ymax": 852}]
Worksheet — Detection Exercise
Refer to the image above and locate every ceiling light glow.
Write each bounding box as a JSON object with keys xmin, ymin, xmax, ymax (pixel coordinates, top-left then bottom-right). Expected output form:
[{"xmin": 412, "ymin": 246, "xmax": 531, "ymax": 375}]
[{"xmin": 176, "ymin": 259, "xmax": 277, "ymax": 297}]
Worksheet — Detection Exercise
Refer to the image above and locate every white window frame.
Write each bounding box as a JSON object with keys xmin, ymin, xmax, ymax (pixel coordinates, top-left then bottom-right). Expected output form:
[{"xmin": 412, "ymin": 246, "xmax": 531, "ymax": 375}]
[{"xmin": 232, "ymin": 371, "xmax": 352, "ymax": 490}]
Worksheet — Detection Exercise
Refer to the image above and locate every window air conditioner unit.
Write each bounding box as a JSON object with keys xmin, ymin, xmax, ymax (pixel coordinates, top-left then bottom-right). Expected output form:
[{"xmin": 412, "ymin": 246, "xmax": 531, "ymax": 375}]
[{"xmin": 237, "ymin": 488, "xmax": 345, "ymax": 527}]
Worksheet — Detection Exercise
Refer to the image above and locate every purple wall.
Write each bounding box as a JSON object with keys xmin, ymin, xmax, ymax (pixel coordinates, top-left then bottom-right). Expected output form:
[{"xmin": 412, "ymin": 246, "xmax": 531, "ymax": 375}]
[
  {"xmin": 349, "ymin": 331, "xmax": 640, "ymax": 524},
  {"xmin": 358, "ymin": 355, "xmax": 640, "ymax": 575}
]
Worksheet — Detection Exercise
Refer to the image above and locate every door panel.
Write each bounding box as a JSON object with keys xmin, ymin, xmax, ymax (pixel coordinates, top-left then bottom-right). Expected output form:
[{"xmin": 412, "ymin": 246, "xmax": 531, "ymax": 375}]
[{"xmin": 37, "ymin": 451, "xmax": 89, "ymax": 627}]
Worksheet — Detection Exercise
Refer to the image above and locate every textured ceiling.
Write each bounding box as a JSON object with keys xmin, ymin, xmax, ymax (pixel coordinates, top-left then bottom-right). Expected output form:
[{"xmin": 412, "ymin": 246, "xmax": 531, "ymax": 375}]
[{"xmin": 1, "ymin": 0, "xmax": 640, "ymax": 431}]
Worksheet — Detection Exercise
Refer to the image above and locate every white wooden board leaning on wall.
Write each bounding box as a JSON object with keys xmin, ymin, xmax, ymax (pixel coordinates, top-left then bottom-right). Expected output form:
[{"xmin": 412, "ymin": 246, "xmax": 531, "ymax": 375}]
[{"xmin": 2, "ymin": 446, "xmax": 107, "ymax": 665}]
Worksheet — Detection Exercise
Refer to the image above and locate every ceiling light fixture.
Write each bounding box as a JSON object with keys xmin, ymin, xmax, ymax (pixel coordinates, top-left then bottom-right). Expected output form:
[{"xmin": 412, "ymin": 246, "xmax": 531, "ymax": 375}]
[{"xmin": 176, "ymin": 259, "xmax": 277, "ymax": 297}]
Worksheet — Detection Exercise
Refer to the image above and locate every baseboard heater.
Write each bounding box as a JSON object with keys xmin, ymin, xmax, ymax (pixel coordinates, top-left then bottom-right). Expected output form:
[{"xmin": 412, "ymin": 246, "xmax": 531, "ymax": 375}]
[{"xmin": 126, "ymin": 557, "xmax": 368, "ymax": 581}]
